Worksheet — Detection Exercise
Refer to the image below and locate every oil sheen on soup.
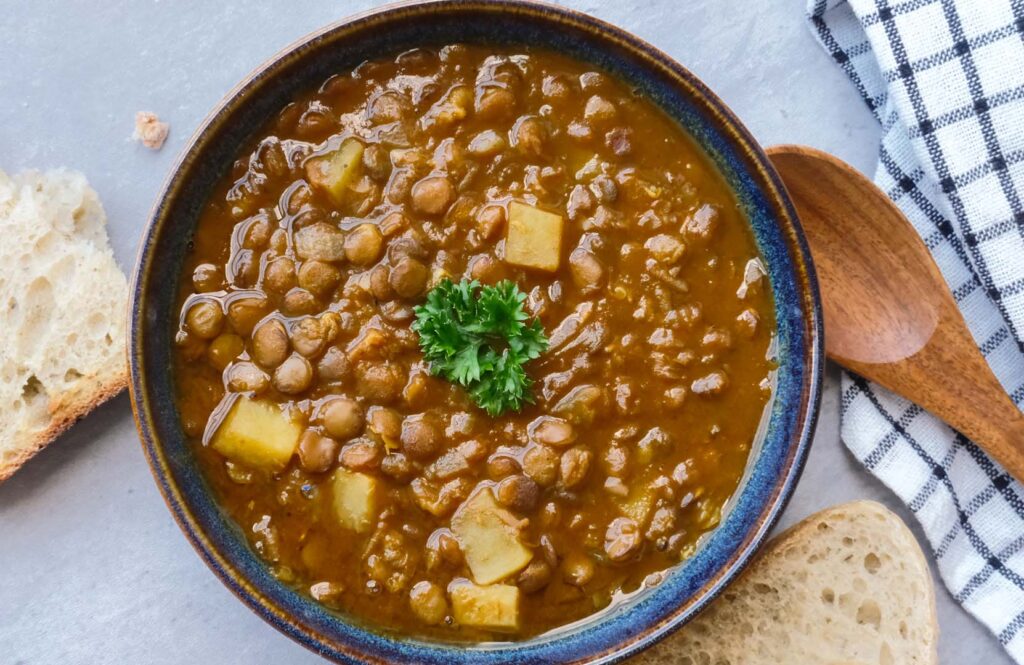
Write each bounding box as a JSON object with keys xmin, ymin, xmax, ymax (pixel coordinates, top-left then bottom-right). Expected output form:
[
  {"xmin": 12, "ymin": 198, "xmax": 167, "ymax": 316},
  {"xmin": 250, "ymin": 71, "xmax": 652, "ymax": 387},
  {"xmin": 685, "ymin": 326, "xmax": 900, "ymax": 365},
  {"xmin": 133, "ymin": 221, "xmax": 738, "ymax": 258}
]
[{"xmin": 172, "ymin": 44, "xmax": 776, "ymax": 641}]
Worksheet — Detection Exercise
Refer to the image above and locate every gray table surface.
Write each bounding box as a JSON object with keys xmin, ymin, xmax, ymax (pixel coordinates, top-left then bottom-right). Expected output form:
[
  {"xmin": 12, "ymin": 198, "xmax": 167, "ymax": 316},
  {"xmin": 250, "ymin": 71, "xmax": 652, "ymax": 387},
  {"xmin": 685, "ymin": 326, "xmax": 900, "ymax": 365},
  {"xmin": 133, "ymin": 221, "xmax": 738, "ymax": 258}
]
[{"xmin": 0, "ymin": 1, "xmax": 1008, "ymax": 663}]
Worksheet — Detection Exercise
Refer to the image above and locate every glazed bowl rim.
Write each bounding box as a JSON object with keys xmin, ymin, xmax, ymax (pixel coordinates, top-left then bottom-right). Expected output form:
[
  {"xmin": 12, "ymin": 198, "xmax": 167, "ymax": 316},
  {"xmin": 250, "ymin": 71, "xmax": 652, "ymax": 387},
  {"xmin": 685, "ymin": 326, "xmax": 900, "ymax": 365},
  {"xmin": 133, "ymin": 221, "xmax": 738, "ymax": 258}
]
[{"xmin": 128, "ymin": 1, "xmax": 823, "ymax": 663}]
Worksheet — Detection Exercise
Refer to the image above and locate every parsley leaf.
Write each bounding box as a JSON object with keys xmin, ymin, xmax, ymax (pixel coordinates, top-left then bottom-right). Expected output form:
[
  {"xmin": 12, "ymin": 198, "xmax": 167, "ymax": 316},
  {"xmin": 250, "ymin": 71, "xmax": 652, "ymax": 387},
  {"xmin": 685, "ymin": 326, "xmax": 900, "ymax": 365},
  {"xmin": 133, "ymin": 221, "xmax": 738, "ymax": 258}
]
[{"xmin": 412, "ymin": 279, "xmax": 548, "ymax": 416}]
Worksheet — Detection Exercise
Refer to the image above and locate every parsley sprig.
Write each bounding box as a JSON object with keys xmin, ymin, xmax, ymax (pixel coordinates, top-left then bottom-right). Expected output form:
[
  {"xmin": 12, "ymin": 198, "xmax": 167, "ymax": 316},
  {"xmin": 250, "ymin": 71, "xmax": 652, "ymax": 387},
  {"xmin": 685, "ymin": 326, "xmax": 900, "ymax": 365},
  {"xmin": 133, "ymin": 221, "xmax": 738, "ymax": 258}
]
[{"xmin": 412, "ymin": 279, "xmax": 548, "ymax": 416}]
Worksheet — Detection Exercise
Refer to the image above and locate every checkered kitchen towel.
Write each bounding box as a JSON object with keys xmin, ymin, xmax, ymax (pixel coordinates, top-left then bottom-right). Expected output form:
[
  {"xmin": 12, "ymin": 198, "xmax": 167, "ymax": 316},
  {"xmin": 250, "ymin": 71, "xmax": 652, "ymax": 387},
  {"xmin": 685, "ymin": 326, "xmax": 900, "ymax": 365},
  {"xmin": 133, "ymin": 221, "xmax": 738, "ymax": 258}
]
[{"xmin": 807, "ymin": 0, "xmax": 1024, "ymax": 660}]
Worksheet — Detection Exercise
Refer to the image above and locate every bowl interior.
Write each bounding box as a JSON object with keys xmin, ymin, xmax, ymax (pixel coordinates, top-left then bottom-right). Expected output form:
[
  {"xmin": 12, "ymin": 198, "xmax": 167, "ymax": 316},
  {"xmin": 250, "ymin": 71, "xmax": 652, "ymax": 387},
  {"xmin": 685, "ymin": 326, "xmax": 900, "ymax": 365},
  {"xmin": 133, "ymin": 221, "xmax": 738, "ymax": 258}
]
[{"xmin": 129, "ymin": 2, "xmax": 822, "ymax": 663}]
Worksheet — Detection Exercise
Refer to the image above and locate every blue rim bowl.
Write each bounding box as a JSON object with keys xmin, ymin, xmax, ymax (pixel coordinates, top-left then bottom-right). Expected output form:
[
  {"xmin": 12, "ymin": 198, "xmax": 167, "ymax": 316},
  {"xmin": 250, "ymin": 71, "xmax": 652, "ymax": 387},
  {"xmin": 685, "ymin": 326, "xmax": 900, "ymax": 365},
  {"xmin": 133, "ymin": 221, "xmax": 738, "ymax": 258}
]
[{"xmin": 128, "ymin": 1, "xmax": 823, "ymax": 662}]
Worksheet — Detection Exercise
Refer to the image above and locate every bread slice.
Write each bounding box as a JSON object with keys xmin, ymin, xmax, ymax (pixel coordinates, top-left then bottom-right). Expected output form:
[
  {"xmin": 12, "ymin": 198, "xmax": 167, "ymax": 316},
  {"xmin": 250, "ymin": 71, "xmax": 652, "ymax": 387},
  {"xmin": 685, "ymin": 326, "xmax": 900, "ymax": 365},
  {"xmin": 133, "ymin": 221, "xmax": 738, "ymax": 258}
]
[
  {"xmin": 0, "ymin": 169, "xmax": 128, "ymax": 481},
  {"xmin": 634, "ymin": 501, "xmax": 938, "ymax": 665}
]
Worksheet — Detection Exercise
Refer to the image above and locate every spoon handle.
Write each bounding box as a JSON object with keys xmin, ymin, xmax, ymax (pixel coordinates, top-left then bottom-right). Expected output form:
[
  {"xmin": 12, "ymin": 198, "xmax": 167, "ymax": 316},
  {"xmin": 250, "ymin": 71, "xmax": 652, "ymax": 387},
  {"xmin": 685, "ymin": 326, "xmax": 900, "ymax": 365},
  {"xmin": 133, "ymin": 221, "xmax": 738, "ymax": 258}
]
[{"xmin": 849, "ymin": 308, "xmax": 1024, "ymax": 480}]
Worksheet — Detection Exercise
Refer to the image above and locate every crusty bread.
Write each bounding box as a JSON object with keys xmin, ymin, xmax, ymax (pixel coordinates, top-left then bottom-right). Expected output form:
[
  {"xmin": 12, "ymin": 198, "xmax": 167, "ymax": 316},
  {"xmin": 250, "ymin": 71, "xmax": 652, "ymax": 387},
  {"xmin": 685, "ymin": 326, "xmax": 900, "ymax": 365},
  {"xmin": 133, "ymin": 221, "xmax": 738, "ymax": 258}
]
[
  {"xmin": 0, "ymin": 169, "xmax": 128, "ymax": 481},
  {"xmin": 634, "ymin": 501, "xmax": 938, "ymax": 665}
]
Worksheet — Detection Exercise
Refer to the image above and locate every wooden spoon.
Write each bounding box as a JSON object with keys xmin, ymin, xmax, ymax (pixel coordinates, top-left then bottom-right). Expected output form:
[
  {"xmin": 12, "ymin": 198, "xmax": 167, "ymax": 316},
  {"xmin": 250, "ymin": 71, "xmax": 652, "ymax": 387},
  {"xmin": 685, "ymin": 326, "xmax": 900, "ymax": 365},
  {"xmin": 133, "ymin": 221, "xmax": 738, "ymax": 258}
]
[{"xmin": 767, "ymin": 144, "xmax": 1024, "ymax": 482}]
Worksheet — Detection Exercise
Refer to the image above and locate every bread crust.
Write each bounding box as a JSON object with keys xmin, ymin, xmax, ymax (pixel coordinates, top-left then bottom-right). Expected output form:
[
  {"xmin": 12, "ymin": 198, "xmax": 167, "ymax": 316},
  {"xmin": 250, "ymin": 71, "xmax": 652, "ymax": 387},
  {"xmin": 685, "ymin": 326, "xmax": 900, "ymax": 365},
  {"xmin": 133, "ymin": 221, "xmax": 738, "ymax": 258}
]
[{"xmin": 0, "ymin": 368, "xmax": 127, "ymax": 482}]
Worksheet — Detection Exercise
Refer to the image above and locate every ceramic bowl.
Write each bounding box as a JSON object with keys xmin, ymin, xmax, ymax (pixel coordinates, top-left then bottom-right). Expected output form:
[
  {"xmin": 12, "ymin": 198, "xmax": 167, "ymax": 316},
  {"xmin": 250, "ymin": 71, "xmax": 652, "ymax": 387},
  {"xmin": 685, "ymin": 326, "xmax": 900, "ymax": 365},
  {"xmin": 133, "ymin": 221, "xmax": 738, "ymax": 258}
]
[{"xmin": 128, "ymin": 1, "xmax": 823, "ymax": 662}]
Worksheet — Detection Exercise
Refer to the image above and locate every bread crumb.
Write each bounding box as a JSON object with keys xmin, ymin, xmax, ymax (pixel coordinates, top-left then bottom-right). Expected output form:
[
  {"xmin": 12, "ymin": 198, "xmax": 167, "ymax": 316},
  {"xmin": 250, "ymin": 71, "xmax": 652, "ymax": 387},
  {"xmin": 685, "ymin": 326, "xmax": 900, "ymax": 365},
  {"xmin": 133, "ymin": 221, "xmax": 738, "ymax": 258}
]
[{"xmin": 133, "ymin": 111, "xmax": 169, "ymax": 150}]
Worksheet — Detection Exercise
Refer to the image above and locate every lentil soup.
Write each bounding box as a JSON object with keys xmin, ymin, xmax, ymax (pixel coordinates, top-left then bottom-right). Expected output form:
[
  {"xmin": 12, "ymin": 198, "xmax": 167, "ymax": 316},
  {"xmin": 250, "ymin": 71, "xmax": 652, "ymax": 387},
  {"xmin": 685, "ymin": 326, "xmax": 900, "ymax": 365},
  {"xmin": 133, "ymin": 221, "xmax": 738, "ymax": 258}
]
[{"xmin": 172, "ymin": 44, "xmax": 775, "ymax": 641}]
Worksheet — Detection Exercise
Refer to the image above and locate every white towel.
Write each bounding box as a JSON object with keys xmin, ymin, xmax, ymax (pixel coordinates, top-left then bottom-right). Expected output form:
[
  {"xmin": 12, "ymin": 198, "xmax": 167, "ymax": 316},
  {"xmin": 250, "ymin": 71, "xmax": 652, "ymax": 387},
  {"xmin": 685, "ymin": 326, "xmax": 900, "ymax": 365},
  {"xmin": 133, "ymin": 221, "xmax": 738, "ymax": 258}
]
[{"xmin": 807, "ymin": 0, "xmax": 1024, "ymax": 661}]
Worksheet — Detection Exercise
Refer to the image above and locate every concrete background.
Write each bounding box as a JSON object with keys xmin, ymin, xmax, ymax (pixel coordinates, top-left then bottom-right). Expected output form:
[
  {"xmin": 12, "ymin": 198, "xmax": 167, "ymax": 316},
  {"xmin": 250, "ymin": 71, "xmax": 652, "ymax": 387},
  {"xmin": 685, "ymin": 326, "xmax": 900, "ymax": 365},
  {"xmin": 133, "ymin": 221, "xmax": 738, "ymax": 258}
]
[{"xmin": 0, "ymin": 0, "xmax": 1008, "ymax": 663}]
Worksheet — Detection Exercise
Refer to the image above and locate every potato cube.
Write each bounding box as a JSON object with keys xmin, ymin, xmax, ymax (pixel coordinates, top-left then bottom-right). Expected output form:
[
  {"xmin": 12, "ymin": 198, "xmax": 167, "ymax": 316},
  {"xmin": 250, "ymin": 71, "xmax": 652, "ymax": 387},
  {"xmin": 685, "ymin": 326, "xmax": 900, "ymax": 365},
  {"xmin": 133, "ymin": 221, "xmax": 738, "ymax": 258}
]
[
  {"xmin": 305, "ymin": 138, "xmax": 364, "ymax": 204},
  {"xmin": 504, "ymin": 201, "xmax": 563, "ymax": 272},
  {"xmin": 450, "ymin": 582, "xmax": 520, "ymax": 631},
  {"xmin": 451, "ymin": 489, "xmax": 533, "ymax": 584},
  {"xmin": 617, "ymin": 471, "xmax": 656, "ymax": 525},
  {"xmin": 331, "ymin": 468, "xmax": 377, "ymax": 533},
  {"xmin": 210, "ymin": 396, "xmax": 302, "ymax": 471},
  {"xmin": 618, "ymin": 490, "xmax": 653, "ymax": 526}
]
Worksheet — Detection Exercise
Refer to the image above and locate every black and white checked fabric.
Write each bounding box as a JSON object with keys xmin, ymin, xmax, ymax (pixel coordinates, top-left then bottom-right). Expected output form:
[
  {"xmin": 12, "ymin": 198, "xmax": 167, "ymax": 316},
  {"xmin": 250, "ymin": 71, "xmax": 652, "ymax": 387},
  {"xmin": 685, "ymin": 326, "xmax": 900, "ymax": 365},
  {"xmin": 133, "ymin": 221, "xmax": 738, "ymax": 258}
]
[{"xmin": 807, "ymin": 0, "xmax": 1024, "ymax": 660}]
